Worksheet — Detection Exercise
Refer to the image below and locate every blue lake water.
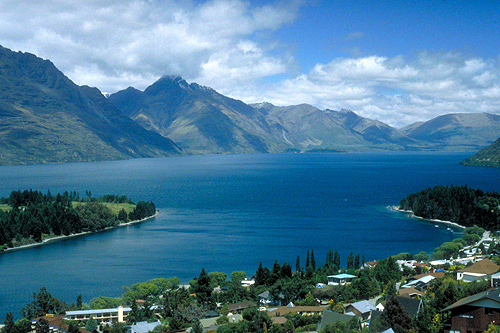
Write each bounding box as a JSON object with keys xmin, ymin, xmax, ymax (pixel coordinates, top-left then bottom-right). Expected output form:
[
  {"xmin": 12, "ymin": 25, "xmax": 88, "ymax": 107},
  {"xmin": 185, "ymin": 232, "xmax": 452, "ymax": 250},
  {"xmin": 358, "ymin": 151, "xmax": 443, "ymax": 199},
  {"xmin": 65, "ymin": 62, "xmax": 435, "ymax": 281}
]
[{"xmin": 0, "ymin": 151, "xmax": 499, "ymax": 318}]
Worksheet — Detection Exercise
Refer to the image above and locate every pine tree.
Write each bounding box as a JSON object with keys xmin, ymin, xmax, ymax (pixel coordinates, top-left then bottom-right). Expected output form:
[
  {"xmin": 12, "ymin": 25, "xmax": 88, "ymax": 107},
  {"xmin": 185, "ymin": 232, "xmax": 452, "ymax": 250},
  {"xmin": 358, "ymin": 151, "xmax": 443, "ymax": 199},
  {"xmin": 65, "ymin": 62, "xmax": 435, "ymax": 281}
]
[
  {"xmin": 347, "ymin": 251, "xmax": 354, "ymax": 270},
  {"xmin": 334, "ymin": 250, "xmax": 340, "ymax": 271},
  {"xmin": 296, "ymin": 255, "xmax": 301, "ymax": 274},
  {"xmin": 85, "ymin": 316, "xmax": 98, "ymax": 333},
  {"xmin": 194, "ymin": 268, "xmax": 212, "ymax": 305},
  {"xmin": 3, "ymin": 313, "xmax": 15, "ymax": 333},
  {"xmin": 311, "ymin": 250, "xmax": 316, "ymax": 272},
  {"xmin": 376, "ymin": 295, "xmax": 412, "ymax": 333},
  {"xmin": 306, "ymin": 250, "xmax": 310, "ymax": 269},
  {"xmin": 355, "ymin": 254, "xmax": 360, "ymax": 270}
]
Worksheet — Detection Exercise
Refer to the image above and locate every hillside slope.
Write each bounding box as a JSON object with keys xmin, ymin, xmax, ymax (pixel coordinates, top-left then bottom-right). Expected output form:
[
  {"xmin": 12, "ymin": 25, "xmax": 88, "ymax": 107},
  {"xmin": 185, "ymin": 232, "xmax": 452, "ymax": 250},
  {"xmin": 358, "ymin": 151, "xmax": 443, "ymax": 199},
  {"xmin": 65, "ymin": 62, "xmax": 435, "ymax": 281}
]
[
  {"xmin": 460, "ymin": 137, "xmax": 500, "ymax": 167},
  {"xmin": 0, "ymin": 46, "xmax": 180, "ymax": 165},
  {"xmin": 401, "ymin": 113, "xmax": 500, "ymax": 150}
]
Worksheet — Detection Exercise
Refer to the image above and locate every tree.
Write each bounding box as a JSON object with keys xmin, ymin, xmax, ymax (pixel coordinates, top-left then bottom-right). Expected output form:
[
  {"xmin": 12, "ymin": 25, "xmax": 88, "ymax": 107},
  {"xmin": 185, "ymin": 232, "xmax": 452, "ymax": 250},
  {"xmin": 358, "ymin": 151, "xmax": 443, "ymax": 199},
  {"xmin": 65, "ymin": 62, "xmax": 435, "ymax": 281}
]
[
  {"xmin": 354, "ymin": 254, "xmax": 360, "ymax": 270},
  {"xmin": 193, "ymin": 268, "xmax": 212, "ymax": 305},
  {"xmin": 296, "ymin": 255, "xmax": 301, "ymax": 274},
  {"xmin": 3, "ymin": 313, "xmax": 16, "ymax": 333},
  {"xmin": 374, "ymin": 295, "xmax": 412, "ymax": 333},
  {"xmin": 21, "ymin": 287, "xmax": 67, "ymax": 319},
  {"xmin": 231, "ymin": 271, "xmax": 246, "ymax": 284},
  {"xmin": 334, "ymin": 251, "xmax": 340, "ymax": 271},
  {"xmin": 35, "ymin": 319, "xmax": 49, "ymax": 333},
  {"xmin": 67, "ymin": 321, "xmax": 80, "ymax": 333},
  {"xmin": 117, "ymin": 209, "xmax": 128, "ymax": 222},
  {"xmin": 311, "ymin": 250, "xmax": 316, "ymax": 272},
  {"xmin": 347, "ymin": 251, "xmax": 354, "ymax": 270},
  {"xmin": 76, "ymin": 294, "xmax": 82, "ymax": 310},
  {"xmin": 192, "ymin": 320, "xmax": 203, "ymax": 333},
  {"xmin": 85, "ymin": 316, "xmax": 98, "ymax": 333}
]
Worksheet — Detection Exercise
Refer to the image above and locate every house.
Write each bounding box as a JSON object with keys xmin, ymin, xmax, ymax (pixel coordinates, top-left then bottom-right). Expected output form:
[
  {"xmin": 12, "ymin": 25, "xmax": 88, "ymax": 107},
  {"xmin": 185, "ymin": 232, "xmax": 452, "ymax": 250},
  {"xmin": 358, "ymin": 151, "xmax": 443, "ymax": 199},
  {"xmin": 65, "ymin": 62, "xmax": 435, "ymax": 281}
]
[
  {"xmin": 396, "ymin": 296, "xmax": 422, "ymax": 318},
  {"xmin": 457, "ymin": 258, "xmax": 500, "ymax": 282},
  {"xmin": 227, "ymin": 301, "xmax": 256, "ymax": 313},
  {"xmin": 442, "ymin": 287, "xmax": 500, "ymax": 333},
  {"xmin": 200, "ymin": 314, "xmax": 243, "ymax": 331},
  {"xmin": 364, "ymin": 261, "xmax": 377, "ymax": 269},
  {"xmin": 258, "ymin": 291, "xmax": 285, "ymax": 305},
  {"xmin": 33, "ymin": 315, "xmax": 92, "ymax": 333},
  {"xmin": 241, "ymin": 278, "xmax": 255, "ymax": 287},
  {"xmin": 398, "ymin": 286, "xmax": 425, "ymax": 299},
  {"xmin": 492, "ymin": 272, "xmax": 500, "ymax": 287},
  {"xmin": 327, "ymin": 273, "xmax": 356, "ymax": 286},
  {"xmin": 401, "ymin": 274, "xmax": 439, "ymax": 290},
  {"xmin": 316, "ymin": 310, "xmax": 358, "ymax": 331},
  {"xmin": 267, "ymin": 305, "xmax": 326, "ymax": 317},
  {"xmin": 375, "ymin": 296, "xmax": 422, "ymax": 318},
  {"xmin": 344, "ymin": 300, "xmax": 376, "ymax": 321},
  {"xmin": 128, "ymin": 321, "xmax": 161, "ymax": 333}
]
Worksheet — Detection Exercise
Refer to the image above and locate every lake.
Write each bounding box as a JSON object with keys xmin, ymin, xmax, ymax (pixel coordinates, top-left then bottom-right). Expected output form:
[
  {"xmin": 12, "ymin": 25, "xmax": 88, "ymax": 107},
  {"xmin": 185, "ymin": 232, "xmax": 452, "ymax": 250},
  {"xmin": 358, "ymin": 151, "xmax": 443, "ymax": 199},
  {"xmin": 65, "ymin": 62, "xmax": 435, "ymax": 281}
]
[{"xmin": 0, "ymin": 151, "xmax": 499, "ymax": 318}]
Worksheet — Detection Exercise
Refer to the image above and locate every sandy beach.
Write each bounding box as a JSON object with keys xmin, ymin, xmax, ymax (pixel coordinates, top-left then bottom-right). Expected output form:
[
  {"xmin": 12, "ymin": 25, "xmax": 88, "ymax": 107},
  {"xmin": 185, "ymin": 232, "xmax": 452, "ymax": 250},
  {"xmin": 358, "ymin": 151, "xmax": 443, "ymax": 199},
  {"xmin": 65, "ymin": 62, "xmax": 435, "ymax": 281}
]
[{"xmin": 1, "ymin": 210, "xmax": 161, "ymax": 253}]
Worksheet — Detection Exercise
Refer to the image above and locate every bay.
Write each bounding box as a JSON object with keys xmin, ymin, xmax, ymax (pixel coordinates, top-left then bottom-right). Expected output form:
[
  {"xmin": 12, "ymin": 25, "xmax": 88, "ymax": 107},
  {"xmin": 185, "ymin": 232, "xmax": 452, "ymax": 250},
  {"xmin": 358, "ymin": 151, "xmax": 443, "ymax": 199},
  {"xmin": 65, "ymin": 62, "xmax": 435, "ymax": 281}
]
[{"xmin": 0, "ymin": 151, "xmax": 499, "ymax": 318}]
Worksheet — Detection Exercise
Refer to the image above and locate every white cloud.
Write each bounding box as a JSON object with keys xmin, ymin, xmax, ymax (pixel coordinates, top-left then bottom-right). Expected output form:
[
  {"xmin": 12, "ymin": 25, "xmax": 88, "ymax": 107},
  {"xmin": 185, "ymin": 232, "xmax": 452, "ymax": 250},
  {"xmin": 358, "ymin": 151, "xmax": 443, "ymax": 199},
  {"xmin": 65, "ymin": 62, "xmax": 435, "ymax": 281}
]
[
  {"xmin": 0, "ymin": 0, "xmax": 302, "ymax": 92},
  {"xmin": 242, "ymin": 52, "xmax": 500, "ymax": 127}
]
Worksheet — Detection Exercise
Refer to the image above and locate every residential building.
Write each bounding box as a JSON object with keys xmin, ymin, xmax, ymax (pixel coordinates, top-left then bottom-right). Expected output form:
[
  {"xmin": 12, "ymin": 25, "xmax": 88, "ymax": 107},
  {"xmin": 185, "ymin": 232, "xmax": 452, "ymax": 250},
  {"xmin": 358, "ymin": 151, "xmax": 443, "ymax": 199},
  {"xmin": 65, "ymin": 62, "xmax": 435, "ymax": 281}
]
[
  {"xmin": 267, "ymin": 305, "xmax": 326, "ymax": 317},
  {"xmin": 457, "ymin": 258, "xmax": 500, "ymax": 282},
  {"xmin": 316, "ymin": 310, "xmax": 358, "ymax": 331},
  {"xmin": 442, "ymin": 287, "xmax": 500, "ymax": 333},
  {"xmin": 344, "ymin": 300, "xmax": 376, "ymax": 321},
  {"xmin": 227, "ymin": 301, "xmax": 256, "ymax": 313},
  {"xmin": 327, "ymin": 273, "xmax": 356, "ymax": 286},
  {"xmin": 128, "ymin": 321, "xmax": 161, "ymax": 333}
]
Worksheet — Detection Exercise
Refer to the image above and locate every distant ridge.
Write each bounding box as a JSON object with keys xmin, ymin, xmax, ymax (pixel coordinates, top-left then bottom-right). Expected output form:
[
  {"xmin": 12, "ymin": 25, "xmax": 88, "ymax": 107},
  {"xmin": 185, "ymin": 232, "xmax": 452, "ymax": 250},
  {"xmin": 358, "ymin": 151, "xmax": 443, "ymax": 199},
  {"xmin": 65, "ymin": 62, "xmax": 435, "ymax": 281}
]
[{"xmin": 460, "ymin": 137, "xmax": 500, "ymax": 167}]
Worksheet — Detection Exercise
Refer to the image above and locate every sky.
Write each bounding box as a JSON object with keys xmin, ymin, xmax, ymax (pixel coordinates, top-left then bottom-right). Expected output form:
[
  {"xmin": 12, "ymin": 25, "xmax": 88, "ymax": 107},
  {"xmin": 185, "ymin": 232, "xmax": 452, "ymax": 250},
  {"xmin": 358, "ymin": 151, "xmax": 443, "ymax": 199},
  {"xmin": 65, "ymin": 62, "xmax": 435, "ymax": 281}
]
[{"xmin": 1, "ymin": 0, "xmax": 500, "ymax": 127}]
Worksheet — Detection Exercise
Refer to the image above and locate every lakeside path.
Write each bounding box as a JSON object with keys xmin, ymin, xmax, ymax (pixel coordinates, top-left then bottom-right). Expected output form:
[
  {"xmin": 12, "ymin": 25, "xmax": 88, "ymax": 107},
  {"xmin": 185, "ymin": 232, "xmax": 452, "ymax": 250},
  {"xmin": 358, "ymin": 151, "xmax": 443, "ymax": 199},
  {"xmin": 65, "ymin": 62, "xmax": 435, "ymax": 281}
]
[
  {"xmin": 391, "ymin": 206, "xmax": 466, "ymax": 229},
  {"xmin": 1, "ymin": 210, "xmax": 161, "ymax": 254}
]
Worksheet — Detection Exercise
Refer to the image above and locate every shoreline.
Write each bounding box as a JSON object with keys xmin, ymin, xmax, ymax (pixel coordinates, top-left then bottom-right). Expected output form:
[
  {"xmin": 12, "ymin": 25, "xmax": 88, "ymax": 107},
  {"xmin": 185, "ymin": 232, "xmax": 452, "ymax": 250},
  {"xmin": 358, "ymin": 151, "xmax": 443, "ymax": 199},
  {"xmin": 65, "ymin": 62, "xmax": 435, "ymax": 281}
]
[
  {"xmin": 390, "ymin": 206, "xmax": 466, "ymax": 229},
  {"xmin": 1, "ymin": 210, "xmax": 161, "ymax": 254}
]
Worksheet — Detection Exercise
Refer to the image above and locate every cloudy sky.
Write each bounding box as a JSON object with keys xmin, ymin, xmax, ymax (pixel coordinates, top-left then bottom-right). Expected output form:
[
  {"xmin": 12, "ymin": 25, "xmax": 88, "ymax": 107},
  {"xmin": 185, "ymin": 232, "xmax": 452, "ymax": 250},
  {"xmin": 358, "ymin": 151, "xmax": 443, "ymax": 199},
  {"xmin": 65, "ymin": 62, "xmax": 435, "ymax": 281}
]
[{"xmin": 1, "ymin": 0, "xmax": 500, "ymax": 127}]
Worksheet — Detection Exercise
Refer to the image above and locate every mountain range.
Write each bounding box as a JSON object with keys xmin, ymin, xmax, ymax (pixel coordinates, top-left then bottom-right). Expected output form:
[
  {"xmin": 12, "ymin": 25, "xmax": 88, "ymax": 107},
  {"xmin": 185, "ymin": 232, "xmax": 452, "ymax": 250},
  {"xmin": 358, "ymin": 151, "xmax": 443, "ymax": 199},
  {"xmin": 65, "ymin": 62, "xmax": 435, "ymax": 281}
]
[{"xmin": 1, "ymin": 45, "xmax": 500, "ymax": 166}]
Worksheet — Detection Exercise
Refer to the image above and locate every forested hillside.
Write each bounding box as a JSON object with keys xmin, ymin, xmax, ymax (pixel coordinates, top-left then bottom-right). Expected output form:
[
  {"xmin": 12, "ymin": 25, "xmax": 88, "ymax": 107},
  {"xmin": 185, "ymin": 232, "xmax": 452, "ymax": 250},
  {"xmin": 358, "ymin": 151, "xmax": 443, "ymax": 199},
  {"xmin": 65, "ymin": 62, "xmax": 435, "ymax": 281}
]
[
  {"xmin": 0, "ymin": 190, "xmax": 156, "ymax": 251},
  {"xmin": 399, "ymin": 185, "xmax": 500, "ymax": 230}
]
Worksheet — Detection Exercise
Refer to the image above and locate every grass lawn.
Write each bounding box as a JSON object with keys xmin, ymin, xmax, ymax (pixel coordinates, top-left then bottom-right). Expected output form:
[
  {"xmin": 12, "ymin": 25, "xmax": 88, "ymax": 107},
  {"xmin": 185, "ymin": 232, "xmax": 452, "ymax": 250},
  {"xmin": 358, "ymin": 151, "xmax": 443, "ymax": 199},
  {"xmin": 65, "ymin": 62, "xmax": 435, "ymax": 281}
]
[
  {"xmin": 0, "ymin": 204, "xmax": 11, "ymax": 212},
  {"xmin": 72, "ymin": 202, "xmax": 136, "ymax": 215}
]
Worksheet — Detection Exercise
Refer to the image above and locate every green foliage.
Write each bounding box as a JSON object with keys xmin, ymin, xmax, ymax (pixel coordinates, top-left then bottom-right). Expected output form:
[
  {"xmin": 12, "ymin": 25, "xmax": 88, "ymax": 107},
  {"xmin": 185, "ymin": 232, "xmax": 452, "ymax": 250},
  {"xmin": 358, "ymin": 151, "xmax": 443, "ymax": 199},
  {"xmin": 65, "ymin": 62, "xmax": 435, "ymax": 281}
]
[
  {"xmin": 320, "ymin": 317, "xmax": 360, "ymax": 333},
  {"xmin": 3, "ymin": 313, "xmax": 15, "ymax": 333},
  {"xmin": 85, "ymin": 316, "xmax": 98, "ymax": 333},
  {"xmin": 0, "ymin": 190, "xmax": 156, "ymax": 248},
  {"xmin": 21, "ymin": 287, "xmax": 68, "ymax": 319},
  {"xmin": 89, "ymin": 296, "xmax": 123, "ymax": 309},
  {"xmin": 400, "ymin": 185, "xmax": 500, "ymax": 231},
  {"xmin": 209, "ymin": 272, "xmax": 228, "ymax": 287},
  {"xmin": 432, "ymin": 241, "xmax": 463, "ymax": 260},
  {"xmin": 231, "ymin": 271, "xmax": 246, "ymax": 283},
  {"xmin": 128, "ymin": 201, "xmax": 156, "ymax": 221},
  {"xmin": 414, "ymin": 251, "xmax": 429, "ymax": 262},
  {"xmin": 123, "ymin": 282, "xmax": 159, "ymax": 304},
  {"xmin": 35, "ymin": 318, "xmax": 50, "ymax": 333},
  {"xmin": 372, "ymin": 295, "xmax": 412, "ymax": 333},
  {"xmin": 192, "ymin": 320, "xmax": 203, "ymax": 333},
  {"xmin": 67, "ymin": 321, "xmax": 80, "ymax": 333},
  {"xmin": 193, "ymin": 268, "xmax": 212, "ymax": 305}
]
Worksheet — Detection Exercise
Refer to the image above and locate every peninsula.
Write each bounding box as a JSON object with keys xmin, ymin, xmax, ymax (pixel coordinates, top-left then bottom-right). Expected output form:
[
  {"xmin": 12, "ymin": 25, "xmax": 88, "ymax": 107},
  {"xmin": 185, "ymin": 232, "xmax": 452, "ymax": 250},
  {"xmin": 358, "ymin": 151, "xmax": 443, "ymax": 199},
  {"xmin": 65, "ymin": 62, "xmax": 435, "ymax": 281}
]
[{"xmin": 0, "ymin": 190, "xmax": 157, "ymax": 253}]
